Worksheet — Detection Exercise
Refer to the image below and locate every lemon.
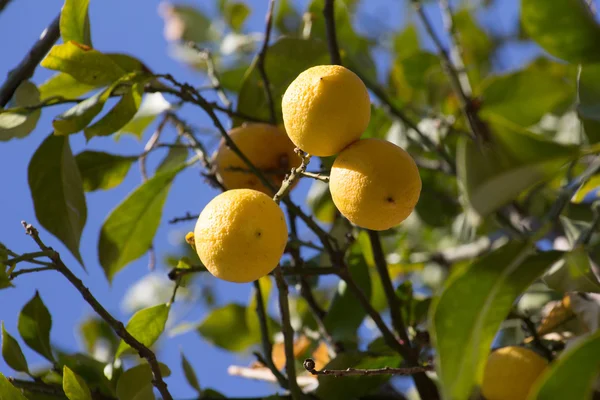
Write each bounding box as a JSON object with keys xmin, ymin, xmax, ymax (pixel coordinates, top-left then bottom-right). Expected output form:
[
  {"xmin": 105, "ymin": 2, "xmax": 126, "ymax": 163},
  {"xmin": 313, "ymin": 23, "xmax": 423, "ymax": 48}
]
[
  {"xmin": 194, "ymin": 189, "xmax": 288, "ymax": 283},
  {"xmin": 482, "ymin": 346, "xmax": 548, "ymax": 400},
  {"xmin": 282, "ymin": 65, "xmax": 371, "ymax": 157},
  {"xmin": 214, "ymin": 123, "xmax": 300, "ymax": 194},
  {"xmin": 329, "ymin": 138, "xmax": 421, "ymax": 231}
]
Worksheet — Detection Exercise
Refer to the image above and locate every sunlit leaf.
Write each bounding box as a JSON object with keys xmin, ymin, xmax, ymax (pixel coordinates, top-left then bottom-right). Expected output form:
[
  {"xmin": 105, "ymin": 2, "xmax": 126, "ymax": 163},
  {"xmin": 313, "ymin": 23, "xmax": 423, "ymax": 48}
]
[
  {"xmin": 39, "ymin": 73, "xmax": 95, "ymax": 101},
  {"xmin": 116, "ymin": 363, "xmax": 171, "ymax": 400},
  {"xmin": 115, "ymin": 304, "xmax": 170, "ymax": 359},
  {"xmin": 198, "ymin": 303, "xmax": 258, "ymax": 352},
  {"xmin": 0, "ymin": 372, "xmax": 28, "ymax": 400},
  {"xmin": 2, "ymin": 322, "xmax": 28, "ymax": 374},
  {"xmin": 63, "ymin": 365, "xmax": 92, "ymax": 400},
  {"xmin": 543, "ymin": 247, "xmax": 600, "ymax": 293},
  {"xmin": 18, "ymin": 291, "xmax": 54, "ymax": 362},
  {"xmin": 60, "ymin": 0, "xmax": 92, "ymax": 46},
  {"xmin": 0, "ymin": 81, "xmax": 41, "ymax": 141}
]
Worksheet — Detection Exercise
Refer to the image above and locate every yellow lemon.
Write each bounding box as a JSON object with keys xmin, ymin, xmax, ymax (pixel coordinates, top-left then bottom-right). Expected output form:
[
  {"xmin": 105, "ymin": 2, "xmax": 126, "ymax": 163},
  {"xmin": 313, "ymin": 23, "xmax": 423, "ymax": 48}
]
[
  {"xmin": 282, "ymin": 65, "xmax": 371, "ymax": 157},
  {"xmin": 482, "ymin": 346, "xmax": 548, "ymax": 400},
  {"xmin": 329, "ymin": 138, "xmax": 421, "ymax": 231},
  {"xmin": 194, "ymin": 189, "xmax": 288, "ymax": 283},
  {"xmin": 214, "ymin": 123, "xmax": 300, "ymax": 194}
]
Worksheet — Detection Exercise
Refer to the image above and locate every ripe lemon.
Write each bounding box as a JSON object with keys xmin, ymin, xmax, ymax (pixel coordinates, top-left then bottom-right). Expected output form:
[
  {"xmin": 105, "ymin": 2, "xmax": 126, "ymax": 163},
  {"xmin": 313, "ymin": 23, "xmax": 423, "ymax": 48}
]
[
  {"xmin": 194, "ymin": 189, "xmax": 288, "ymax": 283},
  {"xmin": 481, "ymin": 346, "xmax": 548, "ymax": 400},
  {"xmin": 214, "ymin": 123, "xmax": 300, "ymax": 194},
  {"xmin": 282, "ymin": 65, "xmax": 371, "ymax": 157},
  {"xmin": 329, "ymin": 138, "xmax": 421, "ymax": 231}
]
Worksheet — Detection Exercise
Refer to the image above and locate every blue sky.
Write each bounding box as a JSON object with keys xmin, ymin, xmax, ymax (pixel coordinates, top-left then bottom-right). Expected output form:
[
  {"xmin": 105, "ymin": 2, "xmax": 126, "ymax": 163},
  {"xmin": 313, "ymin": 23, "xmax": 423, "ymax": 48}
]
[{"xmin": 0, "ymin": 0, "xmax": 527, "ymax": 398}]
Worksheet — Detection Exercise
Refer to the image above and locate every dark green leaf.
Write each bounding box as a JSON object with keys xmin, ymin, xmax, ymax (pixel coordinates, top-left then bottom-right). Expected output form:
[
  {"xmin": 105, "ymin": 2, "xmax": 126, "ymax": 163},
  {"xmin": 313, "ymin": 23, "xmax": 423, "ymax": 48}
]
[
  {"xmin": 577, "ymin": 64, "xmax": 600, "ymax": 143},
  {"xmin": 528, "ymin": 330, "xmax": 600, "ymax": 399},
  {"xmin": 79, "ymin": 317, "xmax": 119, "ymax": 355},
  {"xmin": 324, "ymin": 246, "xmax": 371, "ymax": 341},
  {"xmin": 198, "ymin": 303, "xmax": 258, "ymax": 352},
  {"xmin": 393, "ymin": 24, "xmax": 420, "ymax": 57},
  {"xmin": 0, "ymin": 372, "xmax": 28, "ymax": 400},
  {"xmin": 415, "ymin": 168, "xmax": 460, "ymax": 228},
  {"xmin": 543, "ymin": 247, "xmax": 600, "ymax": 292},
  {"xmin": 316, "ymin": 352, "xmax": 401, "ymax": 400},
  {"xmin": 18, "ymin": 291, "xmax": 54, "ymax": 362},
  {"xmin": 41, "ymin": 41, "xmax": 126, "ymax": 86},
  {"xmin": 75, "ymin": 151, "xmax": 137, "ymax": 192},
  {"xmin": 99, "ymin": 165, "xmax": 183, "ymax": 281},
  {"xmin": 60, "ymin": 0, "xmax": 92, "ymax": 46},
  {"xmin": 28, "ymin": 134, "xmax": 87, "ymax": 265},
  {"xmin": 521, "ymin": 0, "xmax": 600, "ymax": 64},
  {"xmin": 275, "ymin": 0, "xmax": 301, "ymax": 35},
  {"xmin": 181, "ymin": 351, "xmax": 201, "ymax": 394},
  {"xmin": 457, "ymin": 118, "xmax": 578, "ymax": 216},
  {"xmin": 39, "ymin": 73, "xmax": 95, "ymax": 101},
  {"xmin": 2, "ymin": 322, "xmax": 28, "ymax": 373},
  {"xmin": 0, "ymin": 81, "xmax": 41, "ymax": 141},
  {"xmin": 430, "ymin": 243, "xmax": 562, "ymax": 399},
  {"xmin": 115, "ymin": 304, "xmax": 170, "ymax": 359},
  {"xmin": 223, "ymin": 2, "xmax": 250, "ymax": 32},
  {"xmin": 116, "ymin": 363, "xmax": 171, "ymax": 400},
  {"xmin": 57, "ymin": 353, "xmax": 115, "ymax": 397},
  {"xmin": 236, "ymin": 37, "xmax": 330, "ymax": 124},
  {"xmin": 63, "ymin": 365, "xmax": 92, "ymax": 400}
]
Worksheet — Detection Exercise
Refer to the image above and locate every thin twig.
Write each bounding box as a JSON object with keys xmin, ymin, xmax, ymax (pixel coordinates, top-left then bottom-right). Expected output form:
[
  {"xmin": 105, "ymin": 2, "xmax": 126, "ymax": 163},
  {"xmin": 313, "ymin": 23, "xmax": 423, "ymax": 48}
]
[
  {"xmin": 5, "ymin": 250, "xmax": 54, "ymax": 265},
  {"xmin": 438, "ymin": 0, "xmax": 472, "ymax": 96},
  {"xmin": 300, "ymin": 171, "xmax": 329, "ymax": 182},
  {"xmin": 227, "ymin": 365, "xmax": 315, "ymax": 388},
  {"xmin": 0, "ymin": 0, "xmax": 14, "ymax": 13},
  {"xmin": 323, "ymin": 0, "xmax": 342, "ymax": 65},
  {"xmin": 519, "ymin": 314, "xmax": 554, "ymax": 361},
  {"xmin": 303, "ymin": 358, "xmax": 435, "ymax": 377},
  {"xmin": 0, "ymin": 14, "xmax": 60, "ymax": 107},
  {"xmin": 257, "ymin": 0, "xmax": 277, "ymax": 124},
  {"xmin": 9, "ymin": 265, "xmax": 54, "ymax": 280},
  {"xmin": 20, "ymin": 222, "xmax": 173, "ymax": 400},
  {"xmin": 168, "ymin": 212, "xmax": 199, "ymax": 224},
  {"xmin": 186, "ymin": 43, "xmax": 231, "ymax": 109},
  {"xmin": 273, "ymin": 150, "xmax": 311, "ymax": 204}
]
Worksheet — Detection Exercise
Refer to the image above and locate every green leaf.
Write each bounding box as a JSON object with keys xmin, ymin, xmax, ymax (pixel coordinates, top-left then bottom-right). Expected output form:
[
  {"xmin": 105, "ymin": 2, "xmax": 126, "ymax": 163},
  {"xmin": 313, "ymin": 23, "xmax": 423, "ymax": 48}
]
[
  {"xmin": 99, "ymin": 166, "xmax": 183, "ymax": 281},
  {"xmin": 480, "ymin": 66, "xmax": 573, "ymax": 126},
  {"xmin": 236, "ymin": 37, "xmax": 330, "ymax": 124},
  {"xmin": 528, "ymin": 330, "xmax": 600, "ymax": 400},
  {"xmin": 84, "ymin": 83, "xmax": 144, "ymax": 140},
  {"xmin": 18, "ymin": 291, "xmax": 54, "ymax": 362},
  {"xmin": 453, "ymin": 9, "xmax": 493, "ymax": 85},
  {"xmin": 572, "ymin": 174, "xmax": 600, "ymax": 203},
  {"xmin": 457, "ymin": 118, "xmax": 578, "ymax": 216},
  {"xmin": 180, "ymin": 351, "xmax": 201, "ymax": 394},
  {"xmin": 198, "ymin": 303, "xmax": 258, "ymax": 352},
  {"xmin": 430, "ymin": 243, "xmax": 562, "ymax": 400},
  {"xmin": 324, "ymin": 246, "xmax": 371, "ymax": 341},
  {"xmin": 577, "ymin": 64, "xmax": 600, "ymax": 143},
  {"xmin": 52, "ymin": 90, "xmax": 109, "ymax": 135},
  {"xmin": 107, "ymin": 53, "xmax": 149, "ymax": 73},
  {"xmin": 0, "ymin": 81, "xmax": 41, "ymax": 141},
  {"xmin": 521, "ymin": 0, "xmax": 600, "ymax": 64},
  {"xmin": 2, "ymin": 322, "xmax": 28, "ymax": 373},
  {"xmin": 116, "ymin": 363, "xmax": 171, "ymax": 400},
  {"xmin": 75, "ymin": 151, "xmax": 137, "ymax": 192},
  {"xmin": 393, "ymin": 24, "xmax": 420, "ymax": 58},
  {"xmin": 79, "ymin": 317, "xmax": 118, "ymax": 355},
  {"xmin": 315, "ymin": 352, "xmax": 401, "ymax": 400},
  {"xmin": 275, "ymin": 0, "xmax": 301, "ymax": 35},
  {"xmin": 156, "ymin": 144, "xmax": 189, "ymax": 175},
  {"xmin": 60, "ymin": 0, "xmax": 92, "ymax": 46},
  {"xmin": 117, "ymin": 93, "xmax": 171, "ymax": 140},
  {"xmin": 41, "ymin": 41, "xmax": 126, "ymax": 86},
  {"xmin": 39, "ymin": 73, "xmax": 95, "ymax": 101},
  {"xmin": 223, "ymin": 2, "xmax": 250, "ymax": 32},
  {"xmin": 114, "ymin": 304, "xmax": 169, "ymax": 359},
  {"xmin": 543, "ymin": 247, "xmax": 600, "ymax": 293},
  {"xmin": 28, "ymin": 134, "xmax": 87, "ymax": 265},
  {"xmin": 62, "ymin": 365, "xmax": 92, "ymax": 400},
  {"xmin": 0, "ymin": 372, "xmax": 28, "ymax": 400},
  {"xmin": 57, "ymin": 353, "xmax": 115, "ymax": 397}
]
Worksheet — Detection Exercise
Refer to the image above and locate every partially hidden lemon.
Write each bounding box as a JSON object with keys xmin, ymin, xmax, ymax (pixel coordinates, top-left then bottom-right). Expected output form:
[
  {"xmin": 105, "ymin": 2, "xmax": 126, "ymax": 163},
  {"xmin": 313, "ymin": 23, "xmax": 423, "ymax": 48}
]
[
  {"xmin": 214, "ymin": 123, "xmax": 300, "ymax": 194},
  {"xmin": 481, "ymin": 346, "xmax": 548, "ymax": 400},
  {"xmin": 282, "ymin": 65, "xmax": 371, "ymax": 157},
  {"xmin": 194, "ymin": 189, "xmax": 288, "ymax": 283},
  {"xmin": 329, "ymin": 138, "xmax": 421, "ymax": 231}
]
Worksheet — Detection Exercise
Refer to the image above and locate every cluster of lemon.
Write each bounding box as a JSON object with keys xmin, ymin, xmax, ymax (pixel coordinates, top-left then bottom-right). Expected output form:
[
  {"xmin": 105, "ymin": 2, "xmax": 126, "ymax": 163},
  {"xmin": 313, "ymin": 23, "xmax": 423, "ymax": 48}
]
[{"xmin": 192, "ymin": 65, "xmax": 421, "ymax": 283}]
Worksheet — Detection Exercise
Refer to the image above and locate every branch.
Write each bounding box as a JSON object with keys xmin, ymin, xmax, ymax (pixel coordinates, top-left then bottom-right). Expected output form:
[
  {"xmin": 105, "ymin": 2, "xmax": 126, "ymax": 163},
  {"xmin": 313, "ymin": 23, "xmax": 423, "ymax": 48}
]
[
  {"xmin": 20, "ymin": 222, "xmax": 173, "ymax": 400},
  {"xmin": 323, "ymin": 0, "xmax": 342, "ymax": 65},
  {"xmin": 227, "ymin": 365, "xmax": 316, "ymax": 388},
  {"xmin": 0, "ymin": 13, "xmax": 60, "ymax": 107},
  {"xmin": 9, "ymin": 265, "xmax": 54, "ymax": 280},
  {"xmin": 438, "ymin": 0, "xmax": 472, "ymax": 96},
  {"xmin": 0, "ymin": 0, "xmax": 13, "ymax": 13},
  {"xmin": 273, "ymin": 150, "xmax": 311, "ymax": 204},
  {"xmin": 186, "ymin": 43, "xmax": 231, "ymax": 109},
  {"xmin": 168, "ymin": 212, "xmax": 199, "ymax": 224},
  {"xmin": 5, "ymin": 250, "xmax": 54, "ymax": 265},
  {"xmin": 303, "ymin": 358, "xmax": 434, "ymax": 377},
  {"xmin": 257, "ymin": 0, "xmax": 277, "ymax": 124}
]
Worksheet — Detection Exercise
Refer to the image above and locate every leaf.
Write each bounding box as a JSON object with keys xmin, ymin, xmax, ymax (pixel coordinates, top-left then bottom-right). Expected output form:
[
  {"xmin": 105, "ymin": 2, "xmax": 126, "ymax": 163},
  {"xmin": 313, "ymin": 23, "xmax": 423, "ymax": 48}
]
[
  {"xmin": 60, "ymin": 0, "xmax": 92, "ymax": 46},
  {"xmin": 39, "ymin": 73, "xmax": 95, "ymax": 101},
  {"xmin": 156, "ymin": 144, "xmax": 189, "ymax": 175},
  {"xmin": 52, "ymin": 89, "xmax": 109, "ymax": 135},
  {"xmin": 577, "ymin": 64, "xmax": 600, "ymax": 144},
  {"xmin": 63, "ymin": 365, "xmax": 92, "ymax": 400},
  {"xmin": 324, "ymin": 247, "xmax": 371, "ymax": 342},
  {"xmin": 236, "ymin": 37, "xmax": 330, "ymax": 124},
  {"xmin": 480, "ymin": 66, "xmax": 573, "ymax": 126},
  {"xmin": 0, "ymin": 372, "xmax": 28, "ymax": 400},
  {"xmin": 181, "ymin": 351, "xmax": 201, "ymax": 394},
  {"xmin": 115, "ymin": 304, "xmax": 170, "ymax": 359},
  {"xmin": 116, "ymin": 363, "xmax": 171, "ymax": 400},
  {"xmin": 0, "ymin": 81, "xmax": 41, "ymax": 141},
  {"xmin": 430, "ymin": 243, "xmax": 562, "ymax": 400},
  {"xmin": 57, "ymin": 353, "xmax": 115, "ymax": 396},
  {"xmin": 2, "ymin": 322, "xmax": 28, "ymax": 373},
  {"xmin": 75, "ymin": 151, "xmax": 137, "ymax": 192},
  {"xmin": 84, "ymin": 83, "xmax": 145, "ymax": 140},
  {"xmin": 18, "ymin": 291, "xmax": 54, "ymax": 362},
  {"xmin": 543, "ymin": 247, "xmax": 600, "ymax": 293},
  {"xmin": 453, "ymin": 9, "xmax": 493, "ymax": 85},
  {"xmin": 393, "ymin": 24, "xmax": 420, "ymax": 58},
  {"xmin": 41, "ymin": 41, "xmax": 126, "ymax": 86},
  {"xmin": 572, "ymin": 174, "xmax": 600, "ymax": 203},
  {"xmin": 197, "ymin": 303, "xmax": 258, "ymax": 352},
  {"xmin": 98, "ymin": 165, "xmax": 183, "ymax": 281},
  {"xmin": 223, "ymin": 1, "xmax": 250, "ymax": 32},
  {"xmin": 457, "ymin": 118, "xmax": 578, "ymax": 216},
  {"xmin": 528, "ymin": 330, "xmax": 600, "ymax": 399},
  {"xmin": 315, "ymin": 352, "xmax": 401, "ymax": 400},
  {"xmin": 28, "ymin": 134, "xmax": 87, "ymax": 265},
  {"xmin": 275, "ymin": 0, "xmax": 301, "ymax": 35},
  {"xmin": 79, "ymin": 317, "xmax": 118, "ymax": 355},
  {"xmin": 521, "ymin": 0, "xmax": 600, "ymax": 64},
  {"xmin": 117, "ymin": 93, "xmax": 171, "ymax": 140}
]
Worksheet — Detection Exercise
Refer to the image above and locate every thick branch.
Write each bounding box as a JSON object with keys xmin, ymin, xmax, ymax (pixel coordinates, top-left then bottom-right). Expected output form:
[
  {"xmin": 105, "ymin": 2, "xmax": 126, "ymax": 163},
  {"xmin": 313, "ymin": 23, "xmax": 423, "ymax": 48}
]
[
  {"xmin": 257, "ymin": 0, "xmax": 277, "ymax": 124},
  {"xmin": 323, "ymin": 0, "xmax": 342, "ymax": 65},
  {"xmin": 303, "ymin": 358, "xmax": 434, "ymax": 377},
  {"xmin": 21, "ymin": 222, "xmax": 173, "ymax": 400}
]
